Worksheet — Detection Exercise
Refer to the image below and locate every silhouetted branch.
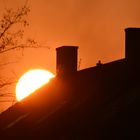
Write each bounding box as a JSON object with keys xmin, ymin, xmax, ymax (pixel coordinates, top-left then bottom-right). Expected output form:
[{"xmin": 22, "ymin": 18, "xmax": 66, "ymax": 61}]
[
  {"xmin": 0, "ymin": 92, "xmax": 15, "ymax": 97},
  {"xmin": 0, "ymin": 3, "xmax": 30, "ymax": 40},
  {"xmin": 0, "ymin": 61, "xmax": 18, "ymax": 67},
  {"xmin": 0, "ymin": 80, "xmax": 16, "ymax": 89},
  {"xmin": 0, "ymin": 44, "xmax": 49, "ymax": 54},
  {"xmin": 0, "ymin": 100, "xmax": 16, "ymax": 102},
  {"xmin": 0, "ymin": 1, "xmax": 49, "ymax": 106}
]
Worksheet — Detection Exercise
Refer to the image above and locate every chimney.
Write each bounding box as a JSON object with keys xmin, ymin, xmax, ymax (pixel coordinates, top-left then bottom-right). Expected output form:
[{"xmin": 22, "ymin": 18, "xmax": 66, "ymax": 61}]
[
  {"xmin": 56, "ymin": 46, "xmax": 78, "ymax": 77},
  {"xmin": 125, "ymin": 28, "xmax": 140, "ymax": 68}
]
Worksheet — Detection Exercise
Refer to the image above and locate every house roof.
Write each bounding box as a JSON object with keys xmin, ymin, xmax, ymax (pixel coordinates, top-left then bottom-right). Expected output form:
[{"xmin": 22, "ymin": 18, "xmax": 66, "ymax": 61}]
[
  {"xmin": 0, "ymin": 57, "xmax": 139, "ymax": 139},
  {"xmin": 0, "ymin": 28, "xmax": 140, "ymax": 139}
]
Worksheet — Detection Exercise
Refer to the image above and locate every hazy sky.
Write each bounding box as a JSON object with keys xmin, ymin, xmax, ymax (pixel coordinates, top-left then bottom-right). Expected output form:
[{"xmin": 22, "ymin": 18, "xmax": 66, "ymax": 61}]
[
  {"xmin": 1, "ymin": 0, "xmax": 140, "ymax": 72},
  {"xmin": 0, "ymin": 0, "xmax": 140, "ymax": 111}
]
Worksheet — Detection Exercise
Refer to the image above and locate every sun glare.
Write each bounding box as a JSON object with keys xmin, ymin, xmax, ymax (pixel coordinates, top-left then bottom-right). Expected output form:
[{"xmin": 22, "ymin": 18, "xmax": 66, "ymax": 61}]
[{"xmin": 16, "ymin": 69, "xmax": 55, "ymax": 101}]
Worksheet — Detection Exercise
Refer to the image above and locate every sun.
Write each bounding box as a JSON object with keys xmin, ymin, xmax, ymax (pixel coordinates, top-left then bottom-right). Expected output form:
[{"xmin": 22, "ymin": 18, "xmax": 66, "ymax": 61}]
[{"xmin": 16, "ymin": 69, "xmax": 55, "ymax": 101}]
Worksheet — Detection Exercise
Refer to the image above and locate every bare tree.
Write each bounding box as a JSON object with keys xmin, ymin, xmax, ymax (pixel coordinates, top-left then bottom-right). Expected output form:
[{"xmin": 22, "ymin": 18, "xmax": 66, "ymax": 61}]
[
  {"xmin": 0, "ymin": 1, "xmax": 46, "ymax": 104},
  {"xmin": 0, "ymin": 1, "xmax": 40, "ymax": 54}
]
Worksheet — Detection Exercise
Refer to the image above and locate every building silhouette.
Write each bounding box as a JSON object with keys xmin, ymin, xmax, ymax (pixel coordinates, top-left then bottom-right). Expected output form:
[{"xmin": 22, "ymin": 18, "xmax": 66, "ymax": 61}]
[{"xmin": 0, "ymin": 28, "xmax": 140, "ymax": 139}]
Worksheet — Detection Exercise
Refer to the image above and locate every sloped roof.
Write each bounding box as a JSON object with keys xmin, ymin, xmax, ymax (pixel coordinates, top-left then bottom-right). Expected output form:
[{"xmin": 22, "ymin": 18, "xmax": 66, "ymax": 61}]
[{"xmin": 0, "ymin": 57, "xmax": 140, "ymax": 139}]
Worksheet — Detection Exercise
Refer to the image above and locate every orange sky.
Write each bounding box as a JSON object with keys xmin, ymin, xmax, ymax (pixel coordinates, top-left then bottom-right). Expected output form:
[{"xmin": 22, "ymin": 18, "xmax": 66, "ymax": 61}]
[{"xmin": 0, "ymin": 0, "xmax": 140, "ymax": 111}]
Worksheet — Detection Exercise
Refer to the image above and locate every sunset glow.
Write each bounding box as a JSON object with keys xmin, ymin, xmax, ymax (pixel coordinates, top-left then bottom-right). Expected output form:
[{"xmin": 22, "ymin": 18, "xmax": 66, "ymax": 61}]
[{"xmin": 16, "ymin": 69, "xmax": 55, "ymax": 101}]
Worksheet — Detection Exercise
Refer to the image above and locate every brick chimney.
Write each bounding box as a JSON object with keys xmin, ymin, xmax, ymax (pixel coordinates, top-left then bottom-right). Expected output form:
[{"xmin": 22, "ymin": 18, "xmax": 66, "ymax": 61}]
[{"xmin": 56, "ymin": 46, "xmax": 78, "ymax": 77}]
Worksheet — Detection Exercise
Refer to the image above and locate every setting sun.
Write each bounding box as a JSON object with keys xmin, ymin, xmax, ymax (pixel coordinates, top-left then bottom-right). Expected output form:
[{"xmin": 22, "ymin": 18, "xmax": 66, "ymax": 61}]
[{"xmin": 16, "ymin": 69, "xmax": 55, "ymax": 101}]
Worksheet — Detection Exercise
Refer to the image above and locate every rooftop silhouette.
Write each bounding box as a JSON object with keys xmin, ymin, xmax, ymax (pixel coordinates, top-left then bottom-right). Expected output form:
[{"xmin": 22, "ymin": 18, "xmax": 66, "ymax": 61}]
[{"xmin": 0, "ymin": 28, "xmax": 140, "ymax": 139}]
